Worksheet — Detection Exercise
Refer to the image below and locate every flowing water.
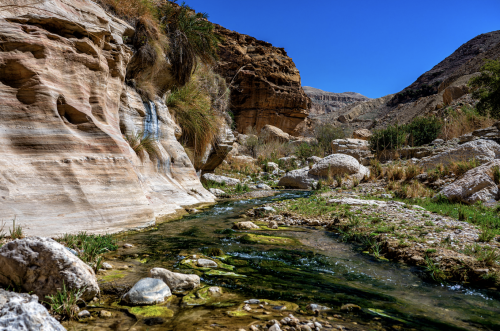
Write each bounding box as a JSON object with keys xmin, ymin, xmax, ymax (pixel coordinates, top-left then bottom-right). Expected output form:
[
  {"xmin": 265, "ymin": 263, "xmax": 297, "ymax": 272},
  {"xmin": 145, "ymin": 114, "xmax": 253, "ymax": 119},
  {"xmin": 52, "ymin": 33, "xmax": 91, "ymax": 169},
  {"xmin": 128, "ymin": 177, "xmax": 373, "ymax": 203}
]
[{"xmin": 71, "ymin": 191, "xmax": 500, "ymax": 331}]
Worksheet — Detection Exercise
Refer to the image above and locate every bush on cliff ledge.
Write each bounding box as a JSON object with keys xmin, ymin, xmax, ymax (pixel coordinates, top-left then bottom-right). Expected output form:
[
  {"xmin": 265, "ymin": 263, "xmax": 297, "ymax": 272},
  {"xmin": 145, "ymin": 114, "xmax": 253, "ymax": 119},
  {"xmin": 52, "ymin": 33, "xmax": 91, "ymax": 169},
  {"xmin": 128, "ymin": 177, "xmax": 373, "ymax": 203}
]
[{"xmin": 469, "ymin": 59, "xmax": 500, "ymax": 119}]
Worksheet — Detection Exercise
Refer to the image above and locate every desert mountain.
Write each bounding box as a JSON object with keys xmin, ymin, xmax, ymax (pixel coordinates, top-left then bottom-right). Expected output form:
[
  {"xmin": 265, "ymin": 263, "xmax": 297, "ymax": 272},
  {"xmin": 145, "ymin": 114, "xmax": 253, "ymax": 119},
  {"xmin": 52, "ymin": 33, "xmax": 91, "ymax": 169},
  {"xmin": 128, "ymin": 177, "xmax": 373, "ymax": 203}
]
[{"xmin": 312, "ymin": 30, "xmax": 500, "ymax": 131}]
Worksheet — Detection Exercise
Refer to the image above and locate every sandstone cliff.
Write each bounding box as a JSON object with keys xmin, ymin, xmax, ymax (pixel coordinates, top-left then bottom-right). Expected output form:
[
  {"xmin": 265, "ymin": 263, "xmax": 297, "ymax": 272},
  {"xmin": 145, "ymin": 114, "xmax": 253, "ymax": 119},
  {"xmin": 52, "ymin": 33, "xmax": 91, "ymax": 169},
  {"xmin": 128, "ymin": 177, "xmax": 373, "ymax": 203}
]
[
  {"xmin": 0, "ymin": 0, "xmax": 214, "ymax": 237},
  {"xmin": 215, "ymin": 25, "xmax": 311, "ymax": 136},
  {"xmin": 303, "ymin": 86, "xmax": 370, "ymax": 115}
]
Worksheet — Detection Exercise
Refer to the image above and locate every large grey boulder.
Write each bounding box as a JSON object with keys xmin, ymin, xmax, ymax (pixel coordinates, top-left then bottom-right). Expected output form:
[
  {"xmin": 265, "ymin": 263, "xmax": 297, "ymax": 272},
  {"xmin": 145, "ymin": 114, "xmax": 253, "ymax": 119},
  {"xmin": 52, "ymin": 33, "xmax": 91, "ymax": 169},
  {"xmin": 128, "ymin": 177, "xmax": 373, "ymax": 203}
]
[
  {"xmin": 122, "ymin": 278, "xmax": 172, "ymax": 305},
  {"xmin": 331, "ymin": 139, "xmax": 373, "ymax": 164},
  {"xmin": 309, "ymin": 154, "xmax": 360, "ymax": 177},
  {"xmin": 278, "ymin": 167, "xmax": 319, "ymax": 189},
  {"xmin": 0, "ymin": 289, "xmax": 65, "ymax": 331},
  {"xmin": 201, "ymin": 173, "xmax": 240, "ymax": 186},
  {"xmin": 0, "ymin": 237, "xmax": 99, "ymax": 301},
  {"xmin": 149, "ymin": 268, "xmax": 200, "ymax": 292},
  {"xmin": 437, "ymin": 160, "xmax": 500, "ymax": 204},
  {"xmin": 419, "ymin": 140, "xmax": 500, "ymax": 170}
]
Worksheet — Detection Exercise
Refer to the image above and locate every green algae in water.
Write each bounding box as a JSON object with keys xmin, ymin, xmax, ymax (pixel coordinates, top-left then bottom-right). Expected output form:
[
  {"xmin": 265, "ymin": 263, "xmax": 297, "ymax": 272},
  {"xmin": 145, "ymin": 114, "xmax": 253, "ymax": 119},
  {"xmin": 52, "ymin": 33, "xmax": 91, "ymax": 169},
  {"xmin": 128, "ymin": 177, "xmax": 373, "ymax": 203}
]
[
  {"xmin": 129, "ymin": 306, "xmax": 174, "ymax": 318},
  {"xmin": 100, "ymin": 270, "xmax": 125, "ymax": 282},
  {"xmin": 367, "ymin": 308, "xmax": 407, "ymax": 323},
  {"xmin": 205, "ymin": 270, "xmax": 246, "ymax": 277},
  {"xmin": 180, "ymin": 256, "xmax": 235, "ymax": 271},
  {"xmin": 182, "ymin": 286, "xmax": 222, "ymax": 307},
  {"xmin": 240, "ymin": 233, "xmax": 300, "ymax": 246}
]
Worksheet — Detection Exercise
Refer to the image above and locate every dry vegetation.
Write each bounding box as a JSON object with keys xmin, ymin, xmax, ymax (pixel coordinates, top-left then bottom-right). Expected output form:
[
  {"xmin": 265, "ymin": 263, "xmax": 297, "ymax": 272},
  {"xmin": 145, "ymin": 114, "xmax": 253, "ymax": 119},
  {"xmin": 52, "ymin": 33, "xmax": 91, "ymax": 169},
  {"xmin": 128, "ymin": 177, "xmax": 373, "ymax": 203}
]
[{"xmin": 439, "ymin": 105, "xmax": 496, "ymax": 140}]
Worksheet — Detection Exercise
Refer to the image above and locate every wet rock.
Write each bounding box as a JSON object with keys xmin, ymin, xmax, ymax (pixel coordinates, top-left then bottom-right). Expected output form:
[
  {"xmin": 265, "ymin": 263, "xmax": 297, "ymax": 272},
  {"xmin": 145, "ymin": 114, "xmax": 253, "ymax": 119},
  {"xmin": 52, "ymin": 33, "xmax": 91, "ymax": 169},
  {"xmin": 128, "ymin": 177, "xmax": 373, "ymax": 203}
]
[
  {"xmin": 102, "ymin": 262, "xmax": 113, "ymax": 270},
  {"xmin": 100, "ymin": 310, "xmax": 112, "ymax": 318},
  {"xmin": 150, "ymin": 268, "xmax": 201, "ymax": 292},
  {"xmin": 197, "ymin": 259, "xmax": 218, "ymax": 268},
  {"xmin": 0, "ymin": 289, "xmax": 65, "ymax": 330},
  {"xmin": 245, "ymin": 299, "xmax": 261, "ymax": 304},
  {"xmin": 123, "ymin": 243, "xmax": 134, "ymax": 248},
  {"xmin": 0, "ymin": 237, "xmax": 99, "ymax": 301},
  {"xmin": 122, "ymin": 278, "xmax": 172, "ymax": 305},
  {"xmin": 78, "ymin": 310, "xmax": 91, "ymax": 318},
  {"xmin": 269, "ymin": 323, "xmax": 282, "ymax": 331},
  {"xmin": 208, "ymin": 287, "xmax": 222, "ymax": 296},
  {"xmin": 340, "ymin": 303, "xmax": 361, "ymax": 312},
  {"xmin": 233, "ymin": 221, "xmax": 260, "ymax": 230},
  {"xmin": 269, "ymin": 221, "xmax": 279, "ymax": 229},
  {"xmin": 307, "ymin": 304, "xmax": 330, "ymax": 312},
  {"xmin": 202, "ymin": 173, "xmax": 240, "ymax": 186}
]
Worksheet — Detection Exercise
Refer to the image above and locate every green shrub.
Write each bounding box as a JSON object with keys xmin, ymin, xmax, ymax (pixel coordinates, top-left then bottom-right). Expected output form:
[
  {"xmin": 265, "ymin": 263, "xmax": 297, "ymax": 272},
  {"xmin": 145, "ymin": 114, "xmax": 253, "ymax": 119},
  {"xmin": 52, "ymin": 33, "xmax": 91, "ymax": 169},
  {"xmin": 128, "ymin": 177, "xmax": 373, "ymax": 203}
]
[
  {"xmin": 9, "ymin": 218, "xmax": 23, "ymax": 240},
  {"xmin": 469, "ymin": 59, "xmax": 500, "ymax": 119},
  {"xmin": 493, "ymin": 165, "xmax": 500, "ymax": 184},
  {"xmin": 295, "ymin": 142, "xmax": 321, "ymax": 160},
  {"xmin": 314, "ymin": 124, "xmax": 346, "ymax": 155},
  {"xmin": 158, "ymin": 1, "xmax": 220, "ymax": 86},
  {"xmin": 406, "ymin": 116, "xmax": 442, "ymax": 146},
  {"xmin": 369, "ymin": 124, "xmax": 407, "ymax": 153}
]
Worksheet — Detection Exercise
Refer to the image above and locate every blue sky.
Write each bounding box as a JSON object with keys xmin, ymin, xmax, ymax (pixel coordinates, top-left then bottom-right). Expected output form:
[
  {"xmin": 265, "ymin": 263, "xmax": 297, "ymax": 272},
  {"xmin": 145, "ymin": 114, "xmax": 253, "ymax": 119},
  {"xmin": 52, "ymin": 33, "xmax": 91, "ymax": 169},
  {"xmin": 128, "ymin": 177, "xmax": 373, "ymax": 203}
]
[{"xmin": 184, "ymin": 0, "xmax": 500, "ymax": 99}]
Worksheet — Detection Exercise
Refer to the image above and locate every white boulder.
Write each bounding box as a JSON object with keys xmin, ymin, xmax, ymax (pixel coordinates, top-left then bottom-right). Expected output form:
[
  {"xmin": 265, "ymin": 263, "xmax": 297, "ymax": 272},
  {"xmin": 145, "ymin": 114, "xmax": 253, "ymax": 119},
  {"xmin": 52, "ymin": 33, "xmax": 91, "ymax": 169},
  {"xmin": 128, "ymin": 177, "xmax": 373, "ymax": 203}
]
[
  {"xmin": 122, "ymin": 278, "xmax": 172, "ymax": 305},
  {"xmin": 0, "ymin": 290, "xmax": 65, "ymax": 331},
  {"xmin": 149, "ymin": 268, "xmax": 200, "ymax": 292},
  {"xmin": 0, "ymin": 237, "xmax": 99, "ymax": 301}
]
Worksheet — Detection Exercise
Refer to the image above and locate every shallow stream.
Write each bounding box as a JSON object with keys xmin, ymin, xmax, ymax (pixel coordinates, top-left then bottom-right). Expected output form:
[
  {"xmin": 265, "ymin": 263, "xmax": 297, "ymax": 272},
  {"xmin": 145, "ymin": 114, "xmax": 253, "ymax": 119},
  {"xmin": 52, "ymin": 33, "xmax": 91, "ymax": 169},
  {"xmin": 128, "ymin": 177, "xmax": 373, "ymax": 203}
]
[{"xmin": 69, "ymin": 191, "xmax": 500, "ymax": 331}]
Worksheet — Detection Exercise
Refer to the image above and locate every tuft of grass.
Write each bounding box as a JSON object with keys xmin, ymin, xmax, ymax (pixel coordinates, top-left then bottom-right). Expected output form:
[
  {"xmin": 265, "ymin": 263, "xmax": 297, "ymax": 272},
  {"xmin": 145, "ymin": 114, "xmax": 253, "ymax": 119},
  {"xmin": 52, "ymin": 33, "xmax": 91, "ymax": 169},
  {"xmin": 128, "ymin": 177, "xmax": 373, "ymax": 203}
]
[
  {"xmin": 0, "ymin": 221, "xmax": 6, "ymax": 242},
  {"xmin": 478, "ymin": 226, "xmax": 496, "ymax": 242},
  {"xmin": 462, "ymin": 244, "xmax": 500, "ymax": 266},
  {"xmin": 234, "ymin": 183, "xmax": 250, "ymax": 194},
  {"xmin": 492, "ymin": 165, "xmax": 500, "ymax": 185},
  {"xmin": 9, "ymin": 218, "xmax": 23, "ymax": 240},
  {"xmin": 394, "ymin": 180, "xmax": 434, "ymax": 199},
  {"xmin": 167, "ymin": 66, "xmax": 225, "ymax": 167},
  {"xmin": 45, "ymin": 282, "xmax": 85, "ymax": 321},
  {"xmin": 56, "ymin": 232, "xmax": 117, "ymax": 272},
  {"xmin": 425, "ymin": 256, "xmax": 447, "ymax": 282},
  {"xmin": 404, "ymin": 163, "xmax": 423, "ymax": 180},
  {"xmin": 125, "ymin": 131, "xmax": 163, "ymax": 164}
]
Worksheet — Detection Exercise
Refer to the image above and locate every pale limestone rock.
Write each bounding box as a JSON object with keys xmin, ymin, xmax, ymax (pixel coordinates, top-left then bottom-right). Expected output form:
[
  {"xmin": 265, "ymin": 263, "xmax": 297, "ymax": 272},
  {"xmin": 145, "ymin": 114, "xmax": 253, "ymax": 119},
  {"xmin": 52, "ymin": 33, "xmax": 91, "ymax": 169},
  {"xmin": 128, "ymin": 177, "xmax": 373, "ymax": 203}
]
[
  {"xmin": 202, "ymin": 173, "xmax": 240, "ymax": 186},
  {"xmin": 353, "ymin": 129, "xmax": 372, "ymax": 140},
  {"xmin": 278, "ymin": 167, "xmax": 318, "ymax": 189},
  {"xmin": 233, "ymin": 222, "xmax": 260, "ymax": 230},
  {"xmin": 0, "ymin": 290, "xmax": 65, "ymax": 331},
  {"xmin": 122, "ymin": 278, "xmax": 172, "ymax": 305},
  {"xmin": 232, "ymin": 155, "xmax": 256, "ymax": 164},
  {"xmin": 0, "ymin": 0, "xmax": 214, "ymax": 237},
  {"xmin": 331, "ymin": 139, "xmax": 372, "ymax": 163},
  {"xmin": 309, "ymin": 154, "xmax": 360, "ymax": 177},
  {"xmin": 197, "ymin": 259, "xmax": 217, "ymax": 268},
  {"xmin": 419, "ymin": 140, "xmax": 500, "ymax": 170},
  {"xmin": 328, "ymin": 198, "xmax": 405, "ymax": 208},
  {"xmin": 0, "ymin": 237, "xmax": 99, "ymax": 301},
  {"xmin": 437, "ymin": 160, "xmax": 500, "ymax": 204},
  {"xmin": 149, "ymin": 268, "xmax": 200, "ymax": 292}
]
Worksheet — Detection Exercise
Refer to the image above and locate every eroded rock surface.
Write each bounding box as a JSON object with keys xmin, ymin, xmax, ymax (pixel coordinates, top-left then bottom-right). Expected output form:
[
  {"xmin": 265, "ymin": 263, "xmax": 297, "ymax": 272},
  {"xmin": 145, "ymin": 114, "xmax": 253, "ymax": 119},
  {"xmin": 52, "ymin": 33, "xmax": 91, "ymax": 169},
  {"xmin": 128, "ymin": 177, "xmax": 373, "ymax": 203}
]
[
  {"xmin": 0, "ymin": 289, "xmax": 65, "ymax": 331},
  {"xmin": 215, "ymin": 25, "xmax": 310, "ymax": 136},
  {"xmin": 122, "ymin": 278, "xmax": 172, "ymax": 306},
  {"xmin": 438, "ymin": 160, "xmax": 500, "ymax": 204},
  {"xmin": 0, "ymin": 237, "xmax": 99, "ymax": 301},
  {"xmin": 419, "ymin": 140, "xmax": 500, "ymax": 169},
  {"xmin": 0, "ymin": 0, "xmax": 214, "ymax": 236}
]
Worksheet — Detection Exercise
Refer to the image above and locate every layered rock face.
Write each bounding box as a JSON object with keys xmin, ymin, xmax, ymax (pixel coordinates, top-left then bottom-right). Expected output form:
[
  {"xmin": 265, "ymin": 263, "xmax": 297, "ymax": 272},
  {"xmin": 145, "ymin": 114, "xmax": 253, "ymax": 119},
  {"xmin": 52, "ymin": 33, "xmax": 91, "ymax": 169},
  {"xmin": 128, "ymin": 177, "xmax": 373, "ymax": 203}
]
[
  {"xmin": 303, "ymin": 86, "xmax": 370, "ymax": 115},
  {"xmin": 215, "ymin": 25, "xmax": 311, "ymax": 136},
  {"xmin": 0, "ymin": 0, "xmax": 214, "ymax": 237}
]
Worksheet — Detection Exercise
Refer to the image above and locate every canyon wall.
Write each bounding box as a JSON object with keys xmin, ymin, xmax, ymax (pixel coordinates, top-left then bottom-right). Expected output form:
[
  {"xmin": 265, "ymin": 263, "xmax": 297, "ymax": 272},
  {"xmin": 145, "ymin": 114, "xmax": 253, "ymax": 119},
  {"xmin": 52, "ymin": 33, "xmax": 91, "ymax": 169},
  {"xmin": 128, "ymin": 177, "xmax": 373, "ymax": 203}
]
[
  {"xmin": 303, "ymin": 86, "xmax": 370, "ymax": 115},
  {"xmin": 215, "ymin": 25, "xmax": 311, "ymax": 136},
  {"xmin": 0, "ymin": 0, "xmax": 214, "ymax": 237}
]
